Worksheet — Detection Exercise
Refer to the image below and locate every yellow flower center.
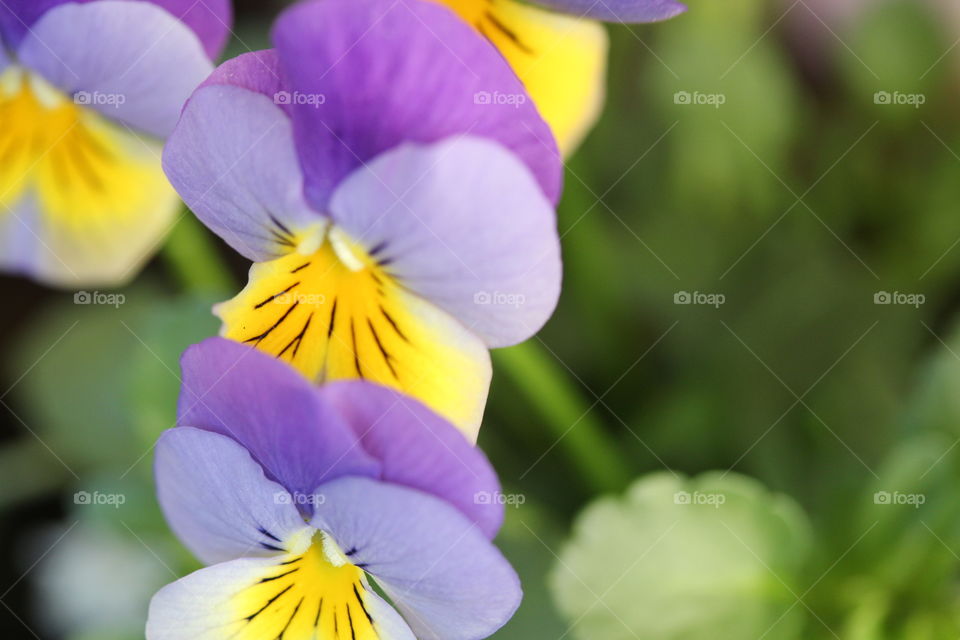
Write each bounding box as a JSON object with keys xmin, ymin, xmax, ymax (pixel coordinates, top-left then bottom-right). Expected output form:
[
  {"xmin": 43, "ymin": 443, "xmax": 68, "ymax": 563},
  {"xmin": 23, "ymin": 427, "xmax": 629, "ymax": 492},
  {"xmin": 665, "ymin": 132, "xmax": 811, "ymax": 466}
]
[
  {"xmin": 232, "ymin": 531, "xmax": 380, "ymax": 639},
  {"xmin": 216, "ymin": 224, "xmax": 490, "ymax": 434}
]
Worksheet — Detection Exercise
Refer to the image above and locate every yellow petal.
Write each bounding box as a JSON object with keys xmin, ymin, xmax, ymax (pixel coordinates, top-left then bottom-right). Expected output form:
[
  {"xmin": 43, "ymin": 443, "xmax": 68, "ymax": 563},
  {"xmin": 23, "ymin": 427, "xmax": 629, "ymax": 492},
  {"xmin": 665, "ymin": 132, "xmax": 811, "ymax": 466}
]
[
  {"xmin": 438, "ymin": 0, "xmax": 609, "ymax": 154},
  {"xmin": 216, "ymin": 228, "xmax": 491, "ymax": 440},
  {"xmin": 0, "ymin": 66, "xmax": 177, "ymax": 285}
]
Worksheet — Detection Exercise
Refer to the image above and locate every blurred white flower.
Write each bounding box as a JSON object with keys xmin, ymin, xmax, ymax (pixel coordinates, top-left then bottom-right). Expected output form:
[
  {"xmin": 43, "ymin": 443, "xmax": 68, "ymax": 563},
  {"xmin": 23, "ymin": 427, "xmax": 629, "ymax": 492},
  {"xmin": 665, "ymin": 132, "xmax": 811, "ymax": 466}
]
[{"xmin": 30, "ymin": 522, "xmax": 169, "ymax": 638}]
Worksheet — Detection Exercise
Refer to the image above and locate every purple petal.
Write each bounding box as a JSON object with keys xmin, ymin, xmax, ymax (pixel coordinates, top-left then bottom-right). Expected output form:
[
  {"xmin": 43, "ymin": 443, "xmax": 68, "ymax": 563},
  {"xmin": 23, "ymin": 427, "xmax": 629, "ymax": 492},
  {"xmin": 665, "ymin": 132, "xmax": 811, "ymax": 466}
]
[
  {"xmin": 177, "ymin": 338, "xmax": 381, "ymax": 500},
  {"xmin": 0, "ymin": 0, "xmax": 64, "ymax": 48},
  {"xmin": 0, "ymin": 196, "xmax": 47, "ymax": 281},
  {"xmin": 154, "ymin": 427, "xmax": 314, "ymax": 565},
  {"xmin": 17, "ymin": 1, "xmax": 213, "ymax": 138},
  {"xmin": 330, "ymin": 137, "xmax": 562, "ymax": 348},
  {"xmin": 178, "ymin": 338, "xmax": 503, "ymax": 536},
  {"xmin": 200, "ymin": 49, "xmax": 285, "ymax": 97},
  {"xmin": 162, "ymin": 84, "xmax": 322, "ymax": 262},
  {"xmin": 529, "ymin": 0, "xmax": 686, "ymax": 22},
  {"xmin": 144, "ymin": 0, "xmax": 233, "ymax": 59},
  {"xmin": 1, "ymin": 0, "xmax": 231, "ymax": 58},
  {"xmin": 272, "ymin": 0, "xmax": 562, "ymax": 209},
  {"xmin": 312, "ymin": 477, "xmax": 522, "ymax": 640},
  {"xmin": 322, "ymin": 381, "xmax": 504, "ymax": 538}
]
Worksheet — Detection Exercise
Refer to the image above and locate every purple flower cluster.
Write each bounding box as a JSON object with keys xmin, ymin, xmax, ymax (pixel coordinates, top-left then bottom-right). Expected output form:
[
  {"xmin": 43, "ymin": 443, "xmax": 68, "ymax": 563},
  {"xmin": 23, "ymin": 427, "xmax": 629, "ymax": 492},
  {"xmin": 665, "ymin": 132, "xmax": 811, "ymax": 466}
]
[{"xmin": 2, "ymin": 0, "xmax": 685, "ymax": 637}]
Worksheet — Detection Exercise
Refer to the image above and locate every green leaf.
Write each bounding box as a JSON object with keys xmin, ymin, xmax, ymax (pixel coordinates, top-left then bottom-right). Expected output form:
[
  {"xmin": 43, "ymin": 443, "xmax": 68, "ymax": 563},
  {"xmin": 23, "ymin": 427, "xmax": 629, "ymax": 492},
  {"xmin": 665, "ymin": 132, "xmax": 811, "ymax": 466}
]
[
  {"xmin": 901, "ymin": 318, "xmax": 960, "ymax": 437},
  {"xmin": 5, "ymin": 290, "xmax": 157, "ymax": 473},
  {"xmin": 3, "ymin": 289, "xmax": 220, "ymax": 496},
  {"xmin": 549, "ymin": 471, "xmax": 812, "ymax": 640},
  {"xmin": 644, "ymin": 0, "xmax": 802, "ymax": 218},
  {"xmin": 841, "ymin": 0, "xmax": 948, "ymax": 123},
  {"xmin": 4, "ymin": 289, "xmax": 219, "ymax": 636}
]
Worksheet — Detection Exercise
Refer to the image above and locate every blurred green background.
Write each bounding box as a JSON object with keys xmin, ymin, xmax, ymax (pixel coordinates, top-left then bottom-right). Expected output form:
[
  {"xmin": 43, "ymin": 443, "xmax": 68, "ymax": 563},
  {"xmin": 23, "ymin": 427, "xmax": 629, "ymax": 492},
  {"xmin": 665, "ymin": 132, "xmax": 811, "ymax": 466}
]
[{"xmin": 3, "ymin": 0, "xmax": 960, "ymax": 638}]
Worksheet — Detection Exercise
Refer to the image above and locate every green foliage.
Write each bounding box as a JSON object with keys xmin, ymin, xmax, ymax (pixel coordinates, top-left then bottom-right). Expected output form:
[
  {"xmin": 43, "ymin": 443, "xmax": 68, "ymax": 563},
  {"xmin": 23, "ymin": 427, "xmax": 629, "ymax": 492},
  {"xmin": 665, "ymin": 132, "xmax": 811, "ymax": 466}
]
[
  {"xmin": 644, "ymin": 0, "xmax": 802, "ymax": 218},
  {"xmin": 842, "ymin": 0, "xmax": 949, "ymax": 120},
  {"xmin": 5, "ymin": 289, "xmax": 158, "ymax": 475},
  {"xmin": 4, "ymin": 287, "xmax": 218, "ymax": 480}
]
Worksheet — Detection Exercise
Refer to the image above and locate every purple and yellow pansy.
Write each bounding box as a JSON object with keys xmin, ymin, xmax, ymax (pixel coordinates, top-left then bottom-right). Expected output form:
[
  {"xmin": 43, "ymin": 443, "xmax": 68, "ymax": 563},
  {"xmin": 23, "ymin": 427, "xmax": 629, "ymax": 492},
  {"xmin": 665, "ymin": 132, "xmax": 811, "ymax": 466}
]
[
  {"xmin": 162, "ymin": 0, "xmax": 564, "ymax": 439},
  {"xmin": 0, "ymin": 0, "xmax": 230, "ymax": 285},
  {"xmin": 0, "ymin": 0, "xmax": 692, "ymax": 636},
  {"xmin": 146, "ymin": 338, "xmax": 520, "ymax": 640}
]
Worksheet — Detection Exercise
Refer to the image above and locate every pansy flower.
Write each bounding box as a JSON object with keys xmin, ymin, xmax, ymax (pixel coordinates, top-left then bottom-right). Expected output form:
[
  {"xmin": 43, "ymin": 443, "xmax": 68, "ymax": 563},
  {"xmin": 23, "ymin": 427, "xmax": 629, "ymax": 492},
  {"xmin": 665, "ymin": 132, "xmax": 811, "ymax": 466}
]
[
  {"xmin": 146, "ymin": 338, "xmax": 520, "ymax": 640},
  {"xmin": 163, "ymin": 0, "xmax": 563, "ymax": 439},
  {"xmin": 433, "ymin": 0, "xmax": 686, "ymax": 153},
  {"xmin": 0, "ymin": 0, "xmax": 231, "ymax": 285}
]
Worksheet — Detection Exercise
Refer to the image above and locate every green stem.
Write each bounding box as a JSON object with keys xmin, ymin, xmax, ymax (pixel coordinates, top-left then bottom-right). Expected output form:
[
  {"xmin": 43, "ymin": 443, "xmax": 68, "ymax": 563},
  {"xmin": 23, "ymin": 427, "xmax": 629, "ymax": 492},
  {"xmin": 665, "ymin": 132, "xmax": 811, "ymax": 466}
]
[
  {"xmin": 161, "ymin": 212, "xmax": 236, "ymax": 294},
  {"xmin": 493, "ymin": 341, "xmax": 633, "ymax": 493}
]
